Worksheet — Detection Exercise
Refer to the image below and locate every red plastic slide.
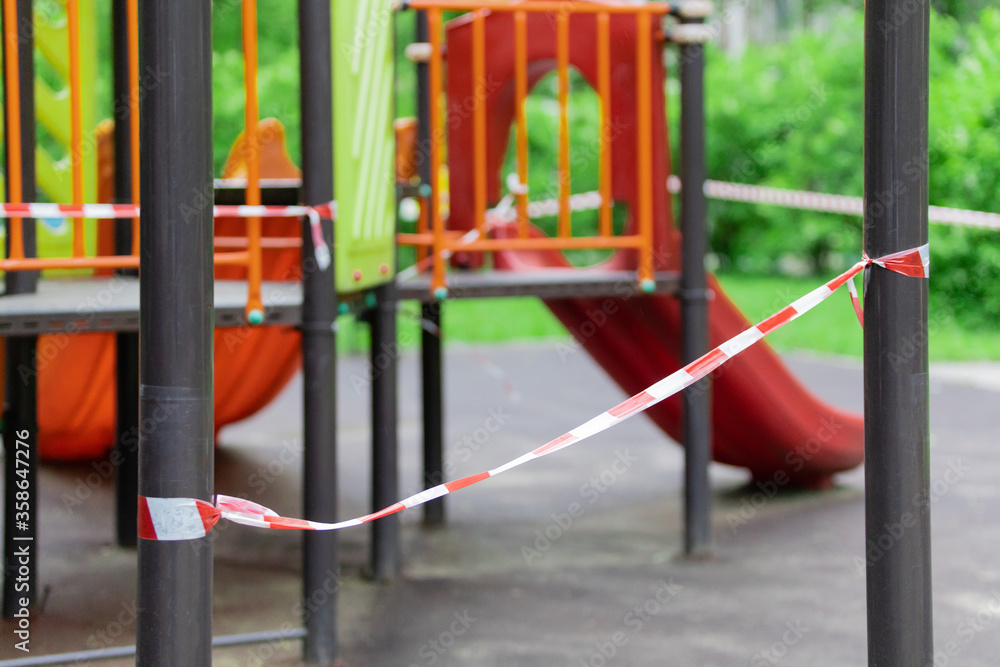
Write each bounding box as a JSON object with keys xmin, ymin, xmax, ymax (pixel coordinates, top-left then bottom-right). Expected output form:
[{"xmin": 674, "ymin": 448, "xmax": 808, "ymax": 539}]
[
  {"xmin": 445, "ymin": 8, "xmax": 864, "ymax": 486},
  {"xmin": 494, "ymin": 239, "xmax": 864, "ymax": 487}
]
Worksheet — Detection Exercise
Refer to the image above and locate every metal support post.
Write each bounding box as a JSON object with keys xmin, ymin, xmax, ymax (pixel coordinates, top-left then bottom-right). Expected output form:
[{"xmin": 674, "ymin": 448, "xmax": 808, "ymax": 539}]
[
  {"xmin": 863, "ymin": 1, "xmax": 932, "ymax": 664},
  {"xmin": 678, "ymin": 14, "xmax": 713, "ymax": 558},
  {"xmin": 135, "ymin": 2, "xmax": 214, "ymax": 664},
  {"xmin": 416, "ymin": 10, "xmax": 446, "ymax": 526},
  {"xmin": 420, "ymin": 302, "xmax": 445, "ymax": 525},
  {"xmin": 371, "ymin": 283, "xmax": 400, "ymax": 580},
  {"xmin": 299, "ymin": 0, "xmax": 339, "ymax": 663},
  {"xmin": 2, "ymin": 0, "xmax": 39, "ymax": 618},
  {"xmin": 112, "ymin": 0, "xmax": 139, "ymax": 548}
]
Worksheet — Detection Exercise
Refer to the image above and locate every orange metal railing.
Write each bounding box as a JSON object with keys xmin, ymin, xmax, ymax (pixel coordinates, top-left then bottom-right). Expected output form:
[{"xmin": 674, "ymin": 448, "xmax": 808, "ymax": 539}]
[
  {"xmin": 0, "ymin": 0, "xmax": 270, "ymax": 320},
  {"xmin": 241, "ymin": 0, "xmax": 264, "ymax": 317},
  {"xmin": 127, "ymin": 0, "xmax": 140, "ymax": 255},
  {"xmin": 67, "ymin": 0, "xmax": 85, "ymax": 258},
  {"xmin": 3, "ymin": 0, "xmax": 24, "ymax": 261},
  {"xmin": 398, "ymin": 0, "xmax": 672, "ymax": 295}
]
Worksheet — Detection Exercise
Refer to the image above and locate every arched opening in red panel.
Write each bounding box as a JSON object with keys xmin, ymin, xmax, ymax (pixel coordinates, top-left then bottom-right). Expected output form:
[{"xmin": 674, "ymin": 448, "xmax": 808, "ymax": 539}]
[{"xmin": 500, "ymin": 67, "xmax": 629, "ymax": 267}]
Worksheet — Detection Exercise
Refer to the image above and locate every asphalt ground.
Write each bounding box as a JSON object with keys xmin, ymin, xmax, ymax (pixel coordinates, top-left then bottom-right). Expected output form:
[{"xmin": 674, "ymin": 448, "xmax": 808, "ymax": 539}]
[{"xmin": 2, "ymin": 343, "xmax": 998, "ymax": 666}]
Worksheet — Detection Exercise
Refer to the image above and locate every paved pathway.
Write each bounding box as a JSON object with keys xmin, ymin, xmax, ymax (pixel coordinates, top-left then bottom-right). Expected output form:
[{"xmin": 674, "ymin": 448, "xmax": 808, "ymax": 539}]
[{"xmin": 2, "ymin": 344, "xmax": 998, "ymax": 666}]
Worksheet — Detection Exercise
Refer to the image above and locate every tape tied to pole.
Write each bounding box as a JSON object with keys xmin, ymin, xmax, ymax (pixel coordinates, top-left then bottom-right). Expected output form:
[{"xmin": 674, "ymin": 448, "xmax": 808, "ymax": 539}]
[
  {"xmin": 139, "ymin": 244, "xmax": 929, "ymax": 541},
  {"xmin": 0, "ymin": 200, "xmax": 336, "ymax": 270}
]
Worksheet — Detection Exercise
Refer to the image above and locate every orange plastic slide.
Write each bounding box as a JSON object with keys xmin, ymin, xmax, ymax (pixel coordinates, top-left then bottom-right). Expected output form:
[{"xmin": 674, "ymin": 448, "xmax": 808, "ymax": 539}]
[{"xmin": 35, "ymin": 119, "xmax": 302, "ymax": 460}]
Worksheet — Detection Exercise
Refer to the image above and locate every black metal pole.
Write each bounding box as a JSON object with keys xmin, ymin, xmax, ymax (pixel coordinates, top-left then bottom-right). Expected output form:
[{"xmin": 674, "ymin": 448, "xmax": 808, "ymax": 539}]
[
  {"xmin": 112, "ymin": 0, "xmax": 139, "ymax": 549},
  {"xmin": 420, "ymin": 302, "xmax": 445, "ymax": 525},
  {"xmin": 371, "ymin": 283, "xmax": 400, "ymax": 580},
  {"xmin": 416, "ymin": 10, "xmax": 446, "ymax": 527},
  {"xmin": 863, "ymin": 1, "xmax": 932, "ymax": 664},
  {"xmin": 299, "ymin": 1, "xmax": 339, "ymax": 663},
  {"xmin": 678, "ymin": 17, "xmax": 712, "ymax": 558},
  {"xmin": 135, "ymin": 2, "xmax": 214, "ymax": 665},
  {"xmin": 2, "ymin": 0, "xmax": 39, "ymax": 619}
]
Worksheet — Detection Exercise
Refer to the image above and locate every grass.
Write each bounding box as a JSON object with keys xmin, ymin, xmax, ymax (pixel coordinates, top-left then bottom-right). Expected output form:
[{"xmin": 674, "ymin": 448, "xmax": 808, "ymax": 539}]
[
  {"xmin": 337, "ymin": 298, "xmax": 566, "ymax": 354},
  {"xmin": 717, "ymin": 273, "xmax": 1000, "ymax": 362},
  {"xmin": 337, "ymin": 272, "xmax": 1000, "ymax": 362}
]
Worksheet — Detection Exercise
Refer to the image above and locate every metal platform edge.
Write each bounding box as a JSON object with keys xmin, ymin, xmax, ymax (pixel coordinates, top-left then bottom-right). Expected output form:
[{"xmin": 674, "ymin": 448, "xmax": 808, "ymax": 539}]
[
  {"xmin": 395, "ymin": 270, "xmax": 681, "ymax": 301},
  {"xmin": 0, "ymin": 278, "xmax": 302, "ymax": 336}
]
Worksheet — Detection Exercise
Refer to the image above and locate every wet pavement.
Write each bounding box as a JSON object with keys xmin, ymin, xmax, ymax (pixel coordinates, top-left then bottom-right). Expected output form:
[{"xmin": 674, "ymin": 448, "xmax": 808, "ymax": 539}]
[{"xmin": 2, "ymin": 343, "xmax": 998, "ymax": 666}]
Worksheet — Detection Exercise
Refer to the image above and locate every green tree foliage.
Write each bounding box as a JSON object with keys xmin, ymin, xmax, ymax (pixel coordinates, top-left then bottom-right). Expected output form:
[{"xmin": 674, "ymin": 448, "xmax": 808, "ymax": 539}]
[
  {"xmin": 697, "ymin": 9, "xmax": 866, "ymax": 275},
  {"xmin": 699, "ymin": 7, "xmax": 1000, "ymax": 325},
  {"xmin": 925, "ymin": 8, "xmax": 1000, "ymax": 326},
  {"xmin": 212, "ymin": 0, "xmax": 300, "ymax": 175}
]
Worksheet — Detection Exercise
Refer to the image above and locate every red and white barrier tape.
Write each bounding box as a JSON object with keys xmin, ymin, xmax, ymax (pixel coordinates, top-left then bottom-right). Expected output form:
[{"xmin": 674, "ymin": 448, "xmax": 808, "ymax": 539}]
[
  {"xmin": 682, "ymin": 177, "xmax": 1000, "ymax": 230},
  {"xmin": 435, "ymin": 177, "xmax": 999, "ymax": 231},
  {"xmin": 0, "ymin": 201, "xmax": 336, "ymax": 270},
  {"xmin": 139, "ymin": 244, "xmax": 929, "ymax": 541}
]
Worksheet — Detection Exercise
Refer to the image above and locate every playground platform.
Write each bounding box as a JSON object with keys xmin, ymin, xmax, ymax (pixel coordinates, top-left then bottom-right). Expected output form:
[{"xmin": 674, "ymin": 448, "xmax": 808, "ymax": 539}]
[{"xmin": 2, "ymin": 345, "xmax": 997, "ymax": 665}]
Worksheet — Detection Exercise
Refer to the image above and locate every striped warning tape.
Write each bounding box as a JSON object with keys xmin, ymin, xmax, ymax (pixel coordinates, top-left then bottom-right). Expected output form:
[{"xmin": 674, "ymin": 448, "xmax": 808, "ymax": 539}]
[
  {"xmin": 0, "ymin": 200, "xmax": 335, "ymax": 221},
  {"xmin": 459, "ymin": 177, "xmax": 999, "ymax": 231},
  {"xmin": 138, "ymin": 243, "xmax": 929, "ymax": 541},
  {"xmin": 0, "ymin": 201, "xmax": 337, "ymax": 270},
  {"xmin": 688, "ymin": 178, "xmax": 1000, "ymax": 231}
]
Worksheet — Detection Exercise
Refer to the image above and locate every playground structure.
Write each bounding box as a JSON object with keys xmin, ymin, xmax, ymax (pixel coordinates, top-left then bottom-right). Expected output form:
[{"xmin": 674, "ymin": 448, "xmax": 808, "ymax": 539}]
[{"xmin": 0, "ymin": 1, "xmax": 932, "ymax": 665}]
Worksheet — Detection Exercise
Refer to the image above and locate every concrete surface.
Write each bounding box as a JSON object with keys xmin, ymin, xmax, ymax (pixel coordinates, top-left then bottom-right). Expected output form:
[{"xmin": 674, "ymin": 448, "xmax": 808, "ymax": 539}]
[{"xmin": 1, "ymin": 342, "xmax": 998, "ymax": 666}]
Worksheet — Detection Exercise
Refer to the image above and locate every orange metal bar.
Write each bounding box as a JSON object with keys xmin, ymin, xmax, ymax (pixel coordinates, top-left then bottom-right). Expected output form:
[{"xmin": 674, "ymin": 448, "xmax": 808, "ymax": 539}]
[
  {"xmin": 398, "ymin": 232, "xmax": 644, "ymax": 250},
  {"xmin": 213, "ymin": 251, "xmax": 252, "ymax": 266},
  {"xmin": 0, "ymin": 256, "xmax": 141, "ymax": 271},
  {"xmin": 428, "ymin": 8, "xmax": 446, "ymax": 294},
  {"xmin": 406, "ymin": 1, "xmax": 672, "ymax": 15},
  {"xmin": 556, "ymin": 11, "xmax": 570, "ymax": 238},
  {"xmin": 128, "ymin": 0, "xmax": 140, "ymax": 255},
  {"xmin": 397, "ymin": 230, "xmax": 472, "ymax": 245},
  {"xmin": 242, "ymin": 0, "xmax": 263, "ymax": 315},
  {"xmin": 597, "ymin": 12, "xmax": 612, "ymax": 237},
  {"xmin": 472, "ymin": 10, "xmax": 487, "ymax": 236},
  {"xmin": 214, "ymin": 237, "xmax": 302, "ymax": 249},
  {"xmin": 440, "ymin": 235, "xmax": 644, "ymax": 252},
  {"xmin": 68, "ymin": 0, "xmax": 85, "ymax": 257},
  {"xmin": 0, "ymin": 251, "xmax": 255, "ymax": 272},
  {"xmin": 514, "ymin": 10, "xmax": 529, "ymax": 238},
  {"xmin": 635, "ymin": 12, "xmax": 654, "ymax": 285},
  {"xmin": 3, "ymin": 0, "xmax": 24, "ymax": 260}
]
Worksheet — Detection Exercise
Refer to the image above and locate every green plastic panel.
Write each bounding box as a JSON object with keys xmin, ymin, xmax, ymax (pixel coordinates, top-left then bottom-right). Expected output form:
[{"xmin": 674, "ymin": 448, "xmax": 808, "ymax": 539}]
[{"xmin": 331, "ymin": 0, "xmax": 396, "ymax": 294}]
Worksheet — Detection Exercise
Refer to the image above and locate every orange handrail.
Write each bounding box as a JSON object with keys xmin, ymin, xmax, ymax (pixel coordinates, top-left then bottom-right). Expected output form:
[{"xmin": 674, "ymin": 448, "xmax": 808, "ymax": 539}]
[
  {"xmin": 405, "ymin": 1, "xmax": 672, "ymax": 14},
  {"xmin": 635, "ymin": 12, "xmax": 654, "ymax": 285},
  {"xmin": 128, "ymin": 0, "xmax": 140, "ymax": 255},
  {"xmin": 597, "ymin": 12, "xmax": 612, "ymax": 237},
  {"xmin": 514, "ymin": 10, "xmax": 529, "ymax": 237},
  {"xmin": 556, "ymin": 10, "xmax": 570, "ymax": 238},
  {"xmin": 472, "ymin": 9, "xmax": 487, "ymax": 238},
  {"xmin": 3, "ymin": 0, "xmax": 24, "ymax": 260},
  {"xmin": 68, "ymin": 0, "xmax": 85, "ymax": 258},
  {"xmin": 428, "ymin": 7, "xmax": 446, "ymax": 295},
  {"xmin": 421, "ymin": 236, "xmax": 644, "ymax": 252},
  {"xmin": 242, "ymin": 0, "xmax": 264, "ymax": 318},
  {"xmin": 0, "ymin": 251, "xmax": 258, "ymax": 272}
]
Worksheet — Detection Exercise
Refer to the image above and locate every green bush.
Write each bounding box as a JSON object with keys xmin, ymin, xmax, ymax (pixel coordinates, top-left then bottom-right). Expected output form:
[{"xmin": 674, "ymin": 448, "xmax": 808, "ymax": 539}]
[
  {"xmin": 212, "ymin": 1, "xmax": 301, "ymax": 175},
  {"xmin": 696, "ymin": 7, "xmax": 1000, "ymax": 325}
]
